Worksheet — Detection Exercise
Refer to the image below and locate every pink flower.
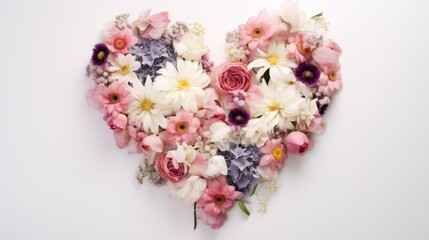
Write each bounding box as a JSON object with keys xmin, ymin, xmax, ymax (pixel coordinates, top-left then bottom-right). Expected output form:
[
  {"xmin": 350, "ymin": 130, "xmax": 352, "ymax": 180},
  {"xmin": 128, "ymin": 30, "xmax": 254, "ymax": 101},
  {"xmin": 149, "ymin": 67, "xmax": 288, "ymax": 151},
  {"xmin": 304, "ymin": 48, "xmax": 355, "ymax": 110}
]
[
  {"xmin": 165, "ymin": 111, "xmax": 200, "ymax": 144},
  {"xmin": 257, "ymin": 138, "xmax": 286, "ymax": 180},
  {"xmin": 312, "ymin": 39, "xmax": 342, "ymax": 73},
  {"xmin": 196, "ymin": 206, "xmax": 225, "ymax": 229},
  {"xmin": 104, "ymin": 113, "xmax": 130, "ymax": 149},
  {"xmin": 239, "ymin": 10, "xmax": 278, "ymax": 51},
  {"xmin": 105, "ymin": 28, "xmax": 137, "ymax": 54},
  {"xmin": 93, "ymin": 81, "xmax": 135, "ymax": 117},
  {"xmin": 285, "ymin": 131, "xmax": 311, "ymax": 155},
  {"xmin": 197, "ymin": 176, "xmax": 242, "ymax": 216},
  {"xmin": 134, "ymin": 9, "xmax": 170, "ymax": 39},
  {"xmin": 154, "ymin": 153, "xmax": 187, "ymax": 183},
  {"xmin": 195, "ymin": 88, "xmax": 226, "ymax": 120},
  {"xmin": 317, "ymin": 63, "xmax": 342, "ymax": 97},
  {"xmin": 286, "ymin": 32, "xmax": 310, "ymax": 63},
  {"xmin": 211, "ymin": 62, "xmax": 253, "ymax": 94}
]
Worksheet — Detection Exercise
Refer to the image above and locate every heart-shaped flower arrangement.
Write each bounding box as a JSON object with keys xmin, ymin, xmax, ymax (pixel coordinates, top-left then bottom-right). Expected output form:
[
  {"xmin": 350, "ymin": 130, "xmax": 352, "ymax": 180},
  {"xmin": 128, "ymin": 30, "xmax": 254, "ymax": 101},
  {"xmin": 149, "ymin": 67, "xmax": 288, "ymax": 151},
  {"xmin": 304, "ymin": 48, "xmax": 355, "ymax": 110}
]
[{"xmin": 86, "ymin": 0, "xmax": 342, "ymax": 229}]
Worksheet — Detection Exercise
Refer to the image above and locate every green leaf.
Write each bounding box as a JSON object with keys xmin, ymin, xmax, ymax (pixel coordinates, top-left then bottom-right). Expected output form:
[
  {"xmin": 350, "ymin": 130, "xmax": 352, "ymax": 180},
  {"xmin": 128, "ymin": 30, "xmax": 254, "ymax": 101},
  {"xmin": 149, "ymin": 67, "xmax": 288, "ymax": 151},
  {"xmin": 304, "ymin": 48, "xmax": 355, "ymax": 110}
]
[
  {"xmin": 250, "ymin": 184, "xmax": 258, "ymax": 196},
  {"xmin": 311, "ymin": 12, "xmax": 323, "ymax": 19},
  {"xmin": 237, "ymin": 200, "xmax": 250, "ymax": 216}
]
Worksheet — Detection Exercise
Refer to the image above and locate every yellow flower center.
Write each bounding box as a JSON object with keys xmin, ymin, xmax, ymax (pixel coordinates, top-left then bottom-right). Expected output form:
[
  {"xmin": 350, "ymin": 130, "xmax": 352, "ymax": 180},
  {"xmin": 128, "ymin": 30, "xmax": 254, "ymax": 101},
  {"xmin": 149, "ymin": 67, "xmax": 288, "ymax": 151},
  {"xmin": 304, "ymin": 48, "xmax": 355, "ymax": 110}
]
[
  {"xmin": 119, "ymin": 64, "xmax": 131, "ymax": 76},
  {"xmin": 252, "ymin": 28, "xmax": 263, "ymax": 38},
  {"xmin": 267, "ymin": 55, "xmax": 279, "ymax": 65},
  {"xmin": 268, "ymin": 100, "xmax": 282, "ymax": 112},
  {"xmin": 177, "ymin": 79, "xmax": 190, "ymax": 90},
  {"xmin": 272, "ymin": 146, "xmax": 284, "ymax": 161},
  {"xmin": 176, "ymin": 122, "xmax": 187, "ymax": 133},
  {"xmin": 97, "ymin": 51, "xmax": 105, "ymax": 60},
  {"xmin": 140, "ymin": 98, "xmax": 153, "ymax": 111}
]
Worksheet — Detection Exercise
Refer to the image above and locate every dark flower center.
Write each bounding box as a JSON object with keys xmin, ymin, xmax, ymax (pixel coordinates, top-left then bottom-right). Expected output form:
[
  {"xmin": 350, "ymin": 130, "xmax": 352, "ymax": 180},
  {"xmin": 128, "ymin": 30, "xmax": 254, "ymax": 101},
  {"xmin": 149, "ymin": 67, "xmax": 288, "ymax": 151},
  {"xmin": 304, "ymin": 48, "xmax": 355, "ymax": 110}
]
[
  {"xmin": 109, "ymin": 93, "xmax": 120, "ymax": 103},
  {"xmin": 176, "ymin": 122, "xmax": 187, "ymax": 133},
  {"xmin": 252, "ymin": 28, "xmax": 262, "ymax": 38},
  {"xmin": 214, "ymin": 194, "xmax": 225, "ymax": 205},
  {"xmin": 302, "ymin": 70, "xmax": 314, "ymax": 80}
]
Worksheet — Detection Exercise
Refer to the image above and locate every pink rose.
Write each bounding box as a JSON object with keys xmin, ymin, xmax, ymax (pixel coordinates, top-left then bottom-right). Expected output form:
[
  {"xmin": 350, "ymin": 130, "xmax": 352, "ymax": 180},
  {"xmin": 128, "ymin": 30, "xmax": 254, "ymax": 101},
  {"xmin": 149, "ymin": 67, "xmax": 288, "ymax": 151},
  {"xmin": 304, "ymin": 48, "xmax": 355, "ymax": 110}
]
[
  {"xmin": 211, "ymin": 62, "xmax": 252, "ymax": 94},
  {"xmin": 154, "ymin": 153, "xmax": 187, "ymax": 183},
  {"xmin": 285, "ymin": 131, "xmax": 311, "ymax": 155}
]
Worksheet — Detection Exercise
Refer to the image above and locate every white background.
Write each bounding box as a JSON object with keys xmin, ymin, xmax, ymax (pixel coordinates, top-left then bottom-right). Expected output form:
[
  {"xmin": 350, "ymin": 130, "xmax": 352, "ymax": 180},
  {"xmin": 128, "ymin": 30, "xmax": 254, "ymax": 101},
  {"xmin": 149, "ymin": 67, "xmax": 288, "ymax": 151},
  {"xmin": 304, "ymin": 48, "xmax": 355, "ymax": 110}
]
[{"xmin": 1, "ymin": 0, "xmax": 429, "ymax": 239}]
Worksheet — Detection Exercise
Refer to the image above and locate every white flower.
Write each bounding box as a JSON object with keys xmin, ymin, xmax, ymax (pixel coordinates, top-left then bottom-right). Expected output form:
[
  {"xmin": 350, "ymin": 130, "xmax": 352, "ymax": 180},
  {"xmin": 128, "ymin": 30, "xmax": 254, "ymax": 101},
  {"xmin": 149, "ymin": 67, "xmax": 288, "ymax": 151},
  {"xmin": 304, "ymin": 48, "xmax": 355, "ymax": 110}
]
[
  {"xmin": 248, "ymin": 41, "xmax": 297, "ymax": 84},
  {"xmin": 279, "ymin": 0, "xmax": 307, "ymax": 32},
  {"xmin": 287, "ymin": 80, "xmax": 313, "ymax": 98},
  {"xmin": 251, "ymin": 81, "xmax": 304, "ymax": 131},
  {"xmin": 174, "ymin": 32, "xmax": 208, "ymax": 61},
  {"xmin": 127, "ymin": 77, "xmax": 172, "ymax": 134},
  {"xmin": 169, "ymin": 176, "xmax": 207, "ymax": 205},
  {"xmin": 167, "ymin": 143, "xmax": 197, "ymax": 169},
  {"xmin": 205, "ymin": 155, "xmax": 228, "ymax": 178},
  {"xmin": 209, "ymin": 121, "xmax": 232, "ymax": 151},
  {"xmin": 155, "ymin": 58, "xmax": 210, "ymax": 112},
  {"xmin": 241, "ymin": 118, "xmax": 270, "ymax": 147},
  {"xmin": 108, "ymin": 54, "xmax": 141, "ymax": 84},
  {"xmin": 297, "ymin": 98, "xmax": 318, "ymax": 128}
]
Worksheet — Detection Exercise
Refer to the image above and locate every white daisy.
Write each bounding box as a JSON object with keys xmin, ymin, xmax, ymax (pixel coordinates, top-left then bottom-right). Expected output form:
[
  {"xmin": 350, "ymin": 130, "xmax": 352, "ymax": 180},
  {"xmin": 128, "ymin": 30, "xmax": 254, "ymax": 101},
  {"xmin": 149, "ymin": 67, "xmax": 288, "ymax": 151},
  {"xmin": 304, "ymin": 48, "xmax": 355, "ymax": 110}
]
[
  {"xmin": 248, "ymin": 40, "xmax": 297, "ymax": 84},
  {"xmin": 108, "ymin": 54, "xmax": 141, "ymax": 84},
  {"xmin": 155, "ymin": 58, "xmax": 210, "ymax": 113},
  {"xmin": 251, "ymin": 81, "xmax": 304, "ymax": 131},
  {"xmin": 127, "ymin": 77, "xmax": 172, "ymax": 134}
]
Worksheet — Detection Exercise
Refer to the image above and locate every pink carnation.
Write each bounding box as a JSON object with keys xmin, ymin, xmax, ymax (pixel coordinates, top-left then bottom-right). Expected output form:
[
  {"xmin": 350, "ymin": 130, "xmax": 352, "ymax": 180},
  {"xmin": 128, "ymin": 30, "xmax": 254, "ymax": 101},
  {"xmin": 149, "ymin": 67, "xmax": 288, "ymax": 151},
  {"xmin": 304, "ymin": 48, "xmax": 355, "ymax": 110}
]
[
  {"xmin": 134, "ymin": 9, "xmax": 170, "ymax": 39},
  {"xmin": 91, "ymin": 81, "xmax": 135, "ymax": 118},
  {"xmin": 165, "ymin": 111, "xmax": 200, "ymax": 145},
  {"xmin": 238, "ymin": 10, "xmax": 278, "ymax": 51},
  {"xmin": 257, "ymin": 138, "xmax": 286, "ymax": 180},
  {"xmin": 197, "ymin": 176, "xmax": 242, "ymax": 216},
  {"xmin": 105, "ymin": 28, "xmax": 137, "ymax": 54},
  {"xmin": 196, "ymin": 206, "xmax": 225, "ymax": 229}
]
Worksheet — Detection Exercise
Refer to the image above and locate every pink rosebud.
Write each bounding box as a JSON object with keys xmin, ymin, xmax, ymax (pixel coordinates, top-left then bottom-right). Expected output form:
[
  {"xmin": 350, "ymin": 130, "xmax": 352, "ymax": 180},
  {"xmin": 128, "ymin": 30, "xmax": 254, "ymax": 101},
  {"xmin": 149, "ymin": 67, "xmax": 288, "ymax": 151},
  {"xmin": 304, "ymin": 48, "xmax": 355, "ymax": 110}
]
[
  {"xmin": 211, "ymin": 62, "xmax": 253, "ymax": 94},
  {"xmin": 285, "ymin": 131, "xmax": 310, "ymax": 155}
]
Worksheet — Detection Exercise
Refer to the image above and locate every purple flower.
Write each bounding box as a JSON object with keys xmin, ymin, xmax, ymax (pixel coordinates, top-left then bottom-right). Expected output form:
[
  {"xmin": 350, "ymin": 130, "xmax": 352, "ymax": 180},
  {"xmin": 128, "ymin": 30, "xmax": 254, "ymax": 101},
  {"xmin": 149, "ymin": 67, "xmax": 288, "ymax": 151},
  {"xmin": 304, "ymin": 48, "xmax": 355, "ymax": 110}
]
[
  {"xmin": 218, "ymin": 143, "xmax": 261, "ymax": 194},
  {"xmin": 91, "ymin": 43, "xmax": 109, "ymax": 66},
  {"xmin": 227, "ymin": 108, "xmax": 250, "ymax": 127},
  {"xmin": 294, "ymin": 62, "xmax": 320, "ymax": 87},
  {"xmin": 317, "ymin": 102, "xmax": 328, "ymax": 115},
  {"xmin": 130, "ymin": 38, "xmax": 176, "ymax": 83}
]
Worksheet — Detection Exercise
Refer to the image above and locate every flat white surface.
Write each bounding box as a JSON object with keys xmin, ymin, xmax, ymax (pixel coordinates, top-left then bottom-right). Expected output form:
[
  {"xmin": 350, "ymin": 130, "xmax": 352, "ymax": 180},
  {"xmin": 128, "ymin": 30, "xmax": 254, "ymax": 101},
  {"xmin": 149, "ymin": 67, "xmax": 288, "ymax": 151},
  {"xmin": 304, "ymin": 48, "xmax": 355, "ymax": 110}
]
[{"xmin": 1, "ymin": 0, "xmax": 429, "ymax": 239}]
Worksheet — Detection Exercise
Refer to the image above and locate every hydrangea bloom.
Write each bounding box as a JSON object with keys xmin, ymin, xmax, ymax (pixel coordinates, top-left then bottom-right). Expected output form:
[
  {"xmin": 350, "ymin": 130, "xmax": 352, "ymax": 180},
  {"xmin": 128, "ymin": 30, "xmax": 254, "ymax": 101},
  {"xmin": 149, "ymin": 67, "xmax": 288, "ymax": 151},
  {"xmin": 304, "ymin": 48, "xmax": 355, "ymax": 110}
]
[{"xmin": 218, "ymin": 143, "xmax": 261, "ymax": 194}]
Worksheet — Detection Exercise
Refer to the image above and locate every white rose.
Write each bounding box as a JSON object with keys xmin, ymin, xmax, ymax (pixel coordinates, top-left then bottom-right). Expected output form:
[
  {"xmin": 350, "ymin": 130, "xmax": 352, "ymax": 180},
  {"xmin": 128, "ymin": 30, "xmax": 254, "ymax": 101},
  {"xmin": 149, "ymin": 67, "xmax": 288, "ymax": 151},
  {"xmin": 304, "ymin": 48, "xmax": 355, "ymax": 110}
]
[
  {"xmin": 174, "ymin": 32, "xmax": 208, "ymax": 61},
  {"xmin": 169, "ymin": 176, "xmax": 207, "ymax": 205},
  {"xmin": 167, "ymin": 143, "xmax": 197, "ymax": 169},
  {"xmin": 209, "ymin": 121, "xmax": 232, "ymax": 151},
  {"xmin": 205, "ymin": 156, "xmax": 228, "ymax": 178}
]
